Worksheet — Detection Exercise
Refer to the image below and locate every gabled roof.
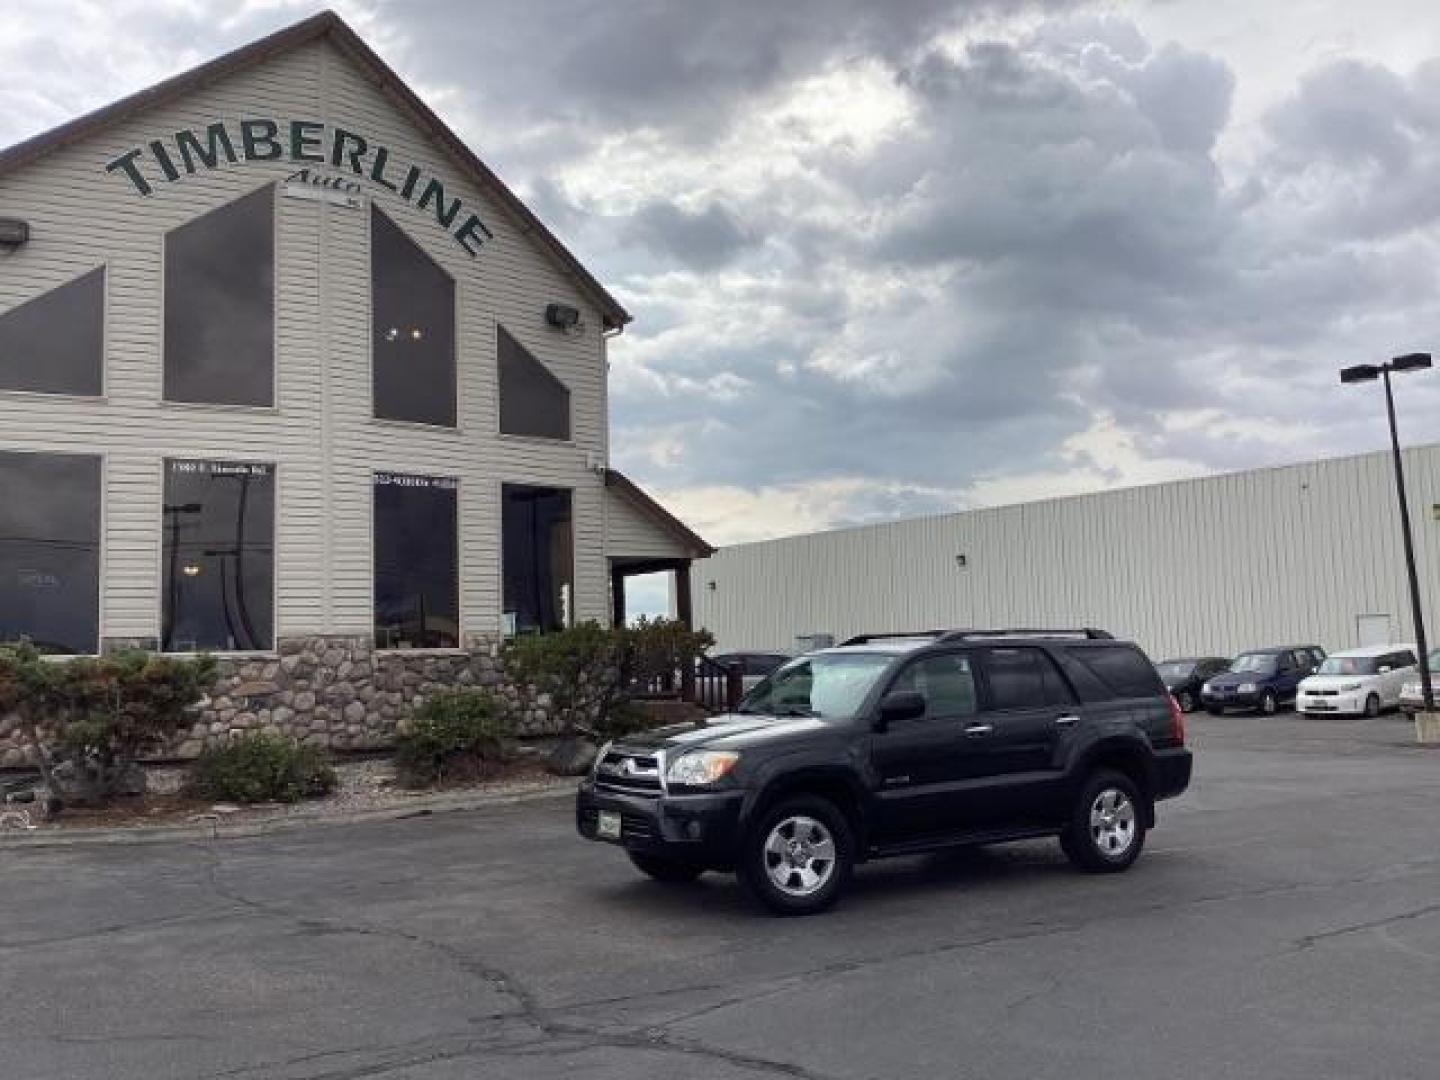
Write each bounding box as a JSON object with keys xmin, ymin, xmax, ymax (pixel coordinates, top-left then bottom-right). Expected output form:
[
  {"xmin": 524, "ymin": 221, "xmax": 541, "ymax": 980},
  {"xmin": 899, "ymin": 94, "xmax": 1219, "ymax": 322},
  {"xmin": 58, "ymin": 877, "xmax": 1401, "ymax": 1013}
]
[
  {"xmin": 606, "ymin": 469, "xmax": 715, "ymax": 558},
  {"xmin": 0, "ymin": 10, "xmax": 631, "ymax": 330}
]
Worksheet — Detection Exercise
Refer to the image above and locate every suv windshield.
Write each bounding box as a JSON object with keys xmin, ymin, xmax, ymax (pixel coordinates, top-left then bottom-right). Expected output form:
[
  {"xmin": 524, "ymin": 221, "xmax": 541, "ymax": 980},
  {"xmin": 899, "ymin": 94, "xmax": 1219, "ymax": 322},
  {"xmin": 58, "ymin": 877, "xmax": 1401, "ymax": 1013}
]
[
  {"xmin": 739, "ymin": 652, "xmax": 893, "ymax": 718},
  {"xmin": 1317, "ymin": 656, "xmax": 1377, "ymax": 677},
  {"xmin": 1157, "ymin": 662, "xmax": 1195, "ymax": 680},
  {"xmin": 1231, "ymin": 653, "xmax": 1277, "ymax": 674}
]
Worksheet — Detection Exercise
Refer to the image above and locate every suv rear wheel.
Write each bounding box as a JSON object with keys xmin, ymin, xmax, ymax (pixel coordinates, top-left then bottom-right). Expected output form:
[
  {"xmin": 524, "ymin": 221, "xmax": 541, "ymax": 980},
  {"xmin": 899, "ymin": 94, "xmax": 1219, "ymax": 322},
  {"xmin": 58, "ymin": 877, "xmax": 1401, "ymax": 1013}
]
[
  {"xmin": 1061, "ymin": 770, "xmax": 1146, "ymax": 873},
  {"xmin": 739, "ymin": 796, "xmax": 853, "ymax": 915},
  {"xmin": 628, "ymin": 852, "xmax": 705, "ymax": 883}
]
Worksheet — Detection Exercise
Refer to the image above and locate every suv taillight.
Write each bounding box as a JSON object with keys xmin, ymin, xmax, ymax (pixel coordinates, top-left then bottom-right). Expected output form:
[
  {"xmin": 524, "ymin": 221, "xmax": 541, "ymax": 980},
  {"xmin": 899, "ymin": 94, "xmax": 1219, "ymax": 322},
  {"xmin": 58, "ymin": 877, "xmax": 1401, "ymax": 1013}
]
[{"xmin": 1169, "ymin": 694, "xmax": 1187, "ymax": 745}]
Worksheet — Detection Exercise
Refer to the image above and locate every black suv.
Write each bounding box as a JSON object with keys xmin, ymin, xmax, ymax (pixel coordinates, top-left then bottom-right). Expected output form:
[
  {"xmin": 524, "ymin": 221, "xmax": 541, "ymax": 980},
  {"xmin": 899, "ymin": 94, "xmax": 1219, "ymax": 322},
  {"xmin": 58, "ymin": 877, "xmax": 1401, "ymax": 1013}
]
[{"xmin": 577, "ymin": 628, "xmax": 1192, "ymax": 914}]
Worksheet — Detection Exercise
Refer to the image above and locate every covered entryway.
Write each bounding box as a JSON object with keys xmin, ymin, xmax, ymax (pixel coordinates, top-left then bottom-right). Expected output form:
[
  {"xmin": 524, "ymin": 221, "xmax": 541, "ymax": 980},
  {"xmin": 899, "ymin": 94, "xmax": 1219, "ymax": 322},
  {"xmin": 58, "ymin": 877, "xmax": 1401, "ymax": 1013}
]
[
  {"xmin": 603, "ymin": 470, "xmax": 737, "ymax": 711},
  {"xmin": 603, "ymin": 469, "xmax": 713, "ymax": 630}
]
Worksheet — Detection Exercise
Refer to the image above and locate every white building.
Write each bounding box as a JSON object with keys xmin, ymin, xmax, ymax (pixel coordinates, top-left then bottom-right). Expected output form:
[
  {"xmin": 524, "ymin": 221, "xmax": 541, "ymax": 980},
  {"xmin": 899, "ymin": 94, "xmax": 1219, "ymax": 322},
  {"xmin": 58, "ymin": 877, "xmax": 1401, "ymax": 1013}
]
[
  {"xmin": 0, "ymin": 13, "xmax": 710, "ymax": 757},
  {"xmin": 692, "ymin": 444, "xmax": 1440, "ymax": 662}
]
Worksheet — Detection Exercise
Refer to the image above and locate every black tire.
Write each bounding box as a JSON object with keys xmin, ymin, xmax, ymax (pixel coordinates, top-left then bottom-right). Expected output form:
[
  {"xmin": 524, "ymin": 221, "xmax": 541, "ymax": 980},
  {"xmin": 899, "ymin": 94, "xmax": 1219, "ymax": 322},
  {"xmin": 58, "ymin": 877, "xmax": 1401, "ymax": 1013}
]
[
  {"xmin": 739, "ymin": 795, "xmax": 853, "ymax": 916},
  {"xmin": 628, "ymin": 852, "xmax": 704, "ymax": 884},
  {"xmin": 1177, "ymin": 691, "xmax": 1196, "ymax": 713},
  {"xmin": 1364, "ymin": 693, "xmax": 1381, "ymax": 718},
  {"xmin": 1259, "ymin": 691, "xmax": 1278, "ymax": 716},
  {"xmin": 1061, "ymin": 769, "xmax": 1147, "ymax": 873}
]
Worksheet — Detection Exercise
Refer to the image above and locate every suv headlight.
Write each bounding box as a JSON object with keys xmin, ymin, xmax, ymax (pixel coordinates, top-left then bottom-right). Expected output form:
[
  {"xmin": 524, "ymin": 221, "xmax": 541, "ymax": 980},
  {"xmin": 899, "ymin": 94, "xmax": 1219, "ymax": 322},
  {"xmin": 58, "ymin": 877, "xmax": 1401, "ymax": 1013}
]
[
  {"xmin": 591, "ymin": 740, "xmax": 613, "ymax": 778},
  {"xmin": 1403, "ymin": 681, "xmax": 1420, "ymax": 695},
  {"xmin": 1238, "ymin": 682, "xmax": 1257, "ymax": 693},
  {"xmin": 666, "ymin": 750, "xmax": 740, "ymax": 786}
]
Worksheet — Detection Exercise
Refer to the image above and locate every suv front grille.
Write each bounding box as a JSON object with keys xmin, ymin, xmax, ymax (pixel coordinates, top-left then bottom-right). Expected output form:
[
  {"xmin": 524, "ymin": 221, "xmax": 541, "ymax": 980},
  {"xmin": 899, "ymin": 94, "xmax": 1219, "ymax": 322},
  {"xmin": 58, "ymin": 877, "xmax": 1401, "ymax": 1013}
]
[{"xmin": 594, "ymin": 750, "xmax": 663, "ymax": 796}]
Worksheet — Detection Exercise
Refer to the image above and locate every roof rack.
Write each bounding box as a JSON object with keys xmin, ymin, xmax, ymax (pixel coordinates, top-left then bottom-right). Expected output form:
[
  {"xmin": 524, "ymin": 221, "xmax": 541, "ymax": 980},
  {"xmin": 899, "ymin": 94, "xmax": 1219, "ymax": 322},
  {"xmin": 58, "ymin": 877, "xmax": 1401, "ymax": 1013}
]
[
  {"xmin": 936, "ymin": 628, "xmax": 1114, "ymax": 643},
  {"xmin": 839, "ymin": 628, "xmax": 1114, "ymax": 647},
  {"xmin": 838, "ymin": 631, "xmax": 949, "ymax": 646}
]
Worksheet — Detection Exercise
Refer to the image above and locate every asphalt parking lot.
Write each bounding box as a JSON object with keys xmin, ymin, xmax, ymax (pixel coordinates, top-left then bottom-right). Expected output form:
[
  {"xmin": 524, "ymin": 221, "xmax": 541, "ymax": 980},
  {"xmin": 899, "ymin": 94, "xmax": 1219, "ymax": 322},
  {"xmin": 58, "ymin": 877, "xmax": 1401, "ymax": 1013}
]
[{"xmin": 4, "ymin": 710, "xmax": 1440, "ymax": 1080}]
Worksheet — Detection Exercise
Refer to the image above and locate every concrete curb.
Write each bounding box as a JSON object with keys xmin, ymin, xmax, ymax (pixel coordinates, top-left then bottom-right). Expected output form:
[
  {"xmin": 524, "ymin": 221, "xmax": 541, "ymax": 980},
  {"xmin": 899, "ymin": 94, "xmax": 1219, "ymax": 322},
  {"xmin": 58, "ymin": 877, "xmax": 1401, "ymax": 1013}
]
[{"xmin": 0, "ymin": 782, "xmax": 577, "ymax": 849}]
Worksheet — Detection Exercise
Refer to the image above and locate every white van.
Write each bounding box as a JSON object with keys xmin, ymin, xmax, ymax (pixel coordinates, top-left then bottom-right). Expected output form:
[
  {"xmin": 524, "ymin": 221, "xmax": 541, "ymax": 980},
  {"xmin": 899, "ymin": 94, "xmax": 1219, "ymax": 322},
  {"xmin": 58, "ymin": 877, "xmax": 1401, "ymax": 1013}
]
[{"xmin": 1296, "ymin": 644, "xmax": 1418, "ymax": 717}]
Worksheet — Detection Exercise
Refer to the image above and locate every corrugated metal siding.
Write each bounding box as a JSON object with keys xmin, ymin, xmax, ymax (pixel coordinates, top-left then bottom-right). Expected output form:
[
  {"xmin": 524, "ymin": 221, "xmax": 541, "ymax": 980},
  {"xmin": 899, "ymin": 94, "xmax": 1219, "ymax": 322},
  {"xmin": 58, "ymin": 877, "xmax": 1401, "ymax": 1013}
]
[
  {"xmin": 0, "ymin": 39, "xmax": 613, "ymax": 642},
  {"xmin": 692, "ymin": 445, "xmax": 1440, "ymax": 660}
]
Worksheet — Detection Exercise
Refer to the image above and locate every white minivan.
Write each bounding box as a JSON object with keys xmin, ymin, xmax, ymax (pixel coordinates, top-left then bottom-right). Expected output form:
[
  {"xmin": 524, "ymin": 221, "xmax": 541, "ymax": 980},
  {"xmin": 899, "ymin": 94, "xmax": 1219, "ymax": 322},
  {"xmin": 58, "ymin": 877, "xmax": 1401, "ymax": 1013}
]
[{"xmin": 1296, "ymin": 644, "xmax": 1418, "ymax": 717}]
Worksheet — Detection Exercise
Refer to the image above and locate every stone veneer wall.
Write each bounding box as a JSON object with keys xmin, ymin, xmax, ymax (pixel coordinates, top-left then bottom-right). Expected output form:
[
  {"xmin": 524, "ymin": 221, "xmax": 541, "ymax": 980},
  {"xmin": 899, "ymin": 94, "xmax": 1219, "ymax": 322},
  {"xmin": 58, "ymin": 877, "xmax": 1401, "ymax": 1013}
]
[{"xmin": 0, "ymin": 634, "xmax": 559, "ymax": 767}]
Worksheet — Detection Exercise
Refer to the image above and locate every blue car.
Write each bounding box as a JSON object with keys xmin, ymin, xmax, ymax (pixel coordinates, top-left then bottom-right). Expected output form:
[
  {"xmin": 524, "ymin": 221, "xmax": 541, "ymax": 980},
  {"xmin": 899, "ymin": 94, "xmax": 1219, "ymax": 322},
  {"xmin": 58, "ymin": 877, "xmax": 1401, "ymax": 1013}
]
[{"xmin": 1201, "ymin": 645, "xmax": 1326, "ymax": 715}]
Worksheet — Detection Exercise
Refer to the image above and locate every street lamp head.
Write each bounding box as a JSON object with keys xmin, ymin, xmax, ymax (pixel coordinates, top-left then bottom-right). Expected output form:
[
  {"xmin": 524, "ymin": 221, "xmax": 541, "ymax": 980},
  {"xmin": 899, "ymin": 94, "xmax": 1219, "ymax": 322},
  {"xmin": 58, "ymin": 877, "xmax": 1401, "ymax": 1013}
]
[
  {"xmin": 1340, "ymin": 364, "xmax": 1381, "ymax": 384},
  {"xmin": 1391, "ymin": 352, "xmax": 1433, "ymax": 373}
]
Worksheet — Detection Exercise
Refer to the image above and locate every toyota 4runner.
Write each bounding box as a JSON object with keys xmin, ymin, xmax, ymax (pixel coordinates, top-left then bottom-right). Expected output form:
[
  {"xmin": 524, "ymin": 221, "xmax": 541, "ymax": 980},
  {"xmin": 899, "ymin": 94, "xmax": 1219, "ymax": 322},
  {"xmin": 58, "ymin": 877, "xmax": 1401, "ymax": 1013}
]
[{"xmin": 577, "ymin": 628, "xmax": 1192, "ymax": 915}]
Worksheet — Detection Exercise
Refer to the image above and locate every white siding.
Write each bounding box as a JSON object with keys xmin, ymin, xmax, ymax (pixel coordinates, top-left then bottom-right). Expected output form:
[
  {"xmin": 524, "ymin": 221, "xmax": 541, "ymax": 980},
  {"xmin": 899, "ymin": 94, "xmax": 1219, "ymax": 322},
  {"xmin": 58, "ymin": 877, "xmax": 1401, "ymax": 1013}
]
[
  {"xmin": 0, "ymin": 39, "xmax": 613, "ymax": 643},
  {"xmin": 692, "ymin": 445, "xmax": 1440, "ymax": 660},
  {"xmin": 605, "ymin": 487, "xmax": 691, "ymax": 559}
]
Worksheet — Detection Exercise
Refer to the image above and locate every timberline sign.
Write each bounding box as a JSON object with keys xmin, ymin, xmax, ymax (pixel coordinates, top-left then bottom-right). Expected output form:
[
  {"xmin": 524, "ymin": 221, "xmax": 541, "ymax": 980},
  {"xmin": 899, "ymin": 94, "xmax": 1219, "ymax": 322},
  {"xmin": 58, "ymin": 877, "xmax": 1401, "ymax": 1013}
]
[{"xmin": 105, "ymin": 118, "xmax": 494, "ymax": 256}]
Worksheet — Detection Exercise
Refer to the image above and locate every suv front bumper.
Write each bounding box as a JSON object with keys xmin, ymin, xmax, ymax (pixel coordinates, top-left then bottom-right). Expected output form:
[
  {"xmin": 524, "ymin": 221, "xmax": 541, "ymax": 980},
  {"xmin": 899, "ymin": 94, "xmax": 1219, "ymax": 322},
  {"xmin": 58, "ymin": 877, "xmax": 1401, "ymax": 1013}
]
[{"xmin": 576, "ymin": 780, "xmax": 745, "ymax": 868}]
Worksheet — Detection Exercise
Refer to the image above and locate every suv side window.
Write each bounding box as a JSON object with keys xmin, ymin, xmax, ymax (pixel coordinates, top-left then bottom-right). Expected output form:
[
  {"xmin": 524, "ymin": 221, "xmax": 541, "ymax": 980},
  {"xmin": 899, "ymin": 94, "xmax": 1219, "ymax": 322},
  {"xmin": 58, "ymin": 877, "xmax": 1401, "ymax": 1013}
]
[
  {"xmin": 1386, "ymin": 651, "xmax": 1416, "ymax": 669},
  {"xmin": 890, "ymin": 653, "xmax": 979, "ymax": 721},
  {"xmin": 1063, "ymin": 644, "xmax": 1165, "ymax": 699},
  {"xmin": 982, "ymin": 647, "xmax": 1074, "ymax": 710}
]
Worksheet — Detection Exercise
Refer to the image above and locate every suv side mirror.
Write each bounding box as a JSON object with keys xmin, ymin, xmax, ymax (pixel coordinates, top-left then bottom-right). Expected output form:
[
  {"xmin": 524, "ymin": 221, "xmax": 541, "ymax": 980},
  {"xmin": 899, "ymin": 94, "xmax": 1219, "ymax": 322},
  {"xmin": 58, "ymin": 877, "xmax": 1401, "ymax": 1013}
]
[{"xmin": 874, "ymin": 690, "xmax": 926, "ymax": 732}]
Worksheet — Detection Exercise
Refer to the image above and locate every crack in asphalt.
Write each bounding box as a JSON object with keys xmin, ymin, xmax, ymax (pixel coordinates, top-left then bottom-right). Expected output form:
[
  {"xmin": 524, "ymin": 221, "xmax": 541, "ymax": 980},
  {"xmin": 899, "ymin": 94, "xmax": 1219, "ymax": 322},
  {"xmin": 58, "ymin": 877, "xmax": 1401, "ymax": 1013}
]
[
  {"xmin": 1282, "ymin": 899, "xmax": 1440, "ymax": 955},
  {"xmin": 188, "ymin": 841, "xmax": 848, "ymax": 1080}
]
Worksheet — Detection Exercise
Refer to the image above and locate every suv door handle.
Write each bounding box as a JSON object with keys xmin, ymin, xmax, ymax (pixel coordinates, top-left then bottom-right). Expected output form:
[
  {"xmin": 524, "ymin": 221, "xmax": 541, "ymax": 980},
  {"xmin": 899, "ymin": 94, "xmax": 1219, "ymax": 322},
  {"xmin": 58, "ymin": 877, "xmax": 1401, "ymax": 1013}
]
[
  {"xmin": 1054, "ymin": 714, "xmax": 1079, "ymax": 727},
  {"xmin": 963, "ymin": 723, "xmax": 994, "ymax": 737}
]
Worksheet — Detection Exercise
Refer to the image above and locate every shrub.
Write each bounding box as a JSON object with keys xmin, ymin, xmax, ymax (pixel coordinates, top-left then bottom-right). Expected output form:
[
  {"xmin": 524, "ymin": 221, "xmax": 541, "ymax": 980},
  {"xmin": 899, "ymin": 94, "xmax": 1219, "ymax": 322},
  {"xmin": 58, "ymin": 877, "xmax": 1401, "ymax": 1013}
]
[
  {"xmin": 501, "ymin": 618, "xmax": 715, "ymax": 737},
  {"xmin": 0, "ymin": 641, "xmax": 216, "ymax": 806},
  {"xmin": 190, "ymin": 733, "xmax": 337, "ymax": 804},
  {"xmin": 395, "ymin": 690, "xmax": 516, "ymax": 787}
]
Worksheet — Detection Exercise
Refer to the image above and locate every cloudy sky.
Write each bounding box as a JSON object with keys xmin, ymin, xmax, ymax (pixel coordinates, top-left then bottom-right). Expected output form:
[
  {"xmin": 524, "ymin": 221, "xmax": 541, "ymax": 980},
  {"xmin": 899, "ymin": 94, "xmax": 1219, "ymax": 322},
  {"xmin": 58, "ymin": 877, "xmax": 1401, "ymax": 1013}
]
[{"xmin": 5, "ymin": 0, "xmax": 1440, "ymax": 560}]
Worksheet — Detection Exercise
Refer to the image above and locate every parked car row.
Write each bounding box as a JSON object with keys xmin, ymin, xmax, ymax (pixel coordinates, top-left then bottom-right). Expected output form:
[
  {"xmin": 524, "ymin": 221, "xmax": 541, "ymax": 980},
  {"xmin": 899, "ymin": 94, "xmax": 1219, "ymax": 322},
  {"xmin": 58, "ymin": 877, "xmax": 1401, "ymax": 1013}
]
[{"xmin": 1160, "ymin": 642, "xmax": 1427, "ymax": 717}]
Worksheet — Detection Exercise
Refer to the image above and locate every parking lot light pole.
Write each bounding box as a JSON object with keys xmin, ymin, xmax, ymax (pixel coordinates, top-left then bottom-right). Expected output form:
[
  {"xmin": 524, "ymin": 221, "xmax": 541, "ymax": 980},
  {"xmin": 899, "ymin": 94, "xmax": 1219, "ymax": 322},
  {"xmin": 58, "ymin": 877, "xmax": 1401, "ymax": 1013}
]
[{"xmin": 1340, "ymin": 353, "xmax": 1436, "ymax": 739}]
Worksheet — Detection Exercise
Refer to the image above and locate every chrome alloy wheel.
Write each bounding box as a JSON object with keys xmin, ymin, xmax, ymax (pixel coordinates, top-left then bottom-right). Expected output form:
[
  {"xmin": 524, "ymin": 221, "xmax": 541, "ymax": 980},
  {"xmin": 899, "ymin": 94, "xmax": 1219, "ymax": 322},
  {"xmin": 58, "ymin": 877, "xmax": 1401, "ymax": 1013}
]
[
  {"xmin": 1089, "ymin": 788, "xmax": 1137, "ymax": 860},
  {"xmin": 763, "ymin": 815, "xmax": 837, "ymax": 897}
]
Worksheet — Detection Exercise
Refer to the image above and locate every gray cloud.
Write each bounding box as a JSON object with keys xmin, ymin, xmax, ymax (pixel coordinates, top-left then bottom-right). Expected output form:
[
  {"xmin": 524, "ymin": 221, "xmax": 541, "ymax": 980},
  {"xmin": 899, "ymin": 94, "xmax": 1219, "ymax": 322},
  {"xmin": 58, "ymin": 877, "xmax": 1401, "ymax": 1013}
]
[
  {"xmin": 5, "ymin": 1, "xmax": 1440, "ymax": 538},
  {"xmin": 622, "ymin": 200, "xmax": 759, "ymax": 269}
]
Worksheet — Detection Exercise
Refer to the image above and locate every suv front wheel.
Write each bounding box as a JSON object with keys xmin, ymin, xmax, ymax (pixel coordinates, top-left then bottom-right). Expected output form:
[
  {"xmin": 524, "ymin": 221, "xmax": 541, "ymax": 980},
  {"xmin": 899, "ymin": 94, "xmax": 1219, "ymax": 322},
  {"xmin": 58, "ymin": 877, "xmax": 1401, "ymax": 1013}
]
[
  {"xmin": 739, "ymin": 796, "xmax": 853, "ymax": 915},
  {"xmin": 1061, "ymin": 770, "xmax": 1147, "ymax": 873}
]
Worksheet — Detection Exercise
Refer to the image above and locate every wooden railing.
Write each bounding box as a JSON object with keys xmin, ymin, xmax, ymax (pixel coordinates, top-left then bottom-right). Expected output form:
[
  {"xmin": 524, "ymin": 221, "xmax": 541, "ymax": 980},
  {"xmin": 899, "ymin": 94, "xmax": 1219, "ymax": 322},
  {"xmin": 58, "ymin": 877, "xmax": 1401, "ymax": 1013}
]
[{"xmin": 631, "ymin": 657, "xmax": 745, "ymax": 714}]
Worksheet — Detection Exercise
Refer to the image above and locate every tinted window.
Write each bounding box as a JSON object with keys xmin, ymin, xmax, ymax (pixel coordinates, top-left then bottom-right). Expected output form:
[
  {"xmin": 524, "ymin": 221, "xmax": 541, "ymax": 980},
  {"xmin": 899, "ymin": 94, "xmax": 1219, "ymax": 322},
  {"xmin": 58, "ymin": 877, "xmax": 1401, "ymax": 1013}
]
[
  {"xmin": 164, "ymin": 186, "xmax": 274, "ymax": 406},
  {"xmin": 0, "ymin": 267, "xmax": 104, "ymax": 395},
  {"xmin": 498, "ymin": 326, "xmax": 570, "ymax": 439},
  {"xmin": 502, "ymin": 485, "xmax": 573, "ymax": 634},
  {"xmin": 372, "ymin": 207, "xmax": 455, "ymax": 426},
  {"xmin": 374, "ymin": 473, "xmax": 459, "ymax": 649},
  {"xmin": 1387, "ymin": 651, "xmax": 1417, "ymax": 669},
  {"xmin": 1065, "ymin": 645, "xmax": 1164, "ymax": 698},
  {"xmin": 0, "ymin": 451, "xmax": 100, "ymax": 654},
  {"xmin": 162, "ymin": 459, "xmax": 274, "ymax": 652},
  {"xmin": 891, "ymin": 653, "xmax": 978, "ymax": 719},
  {"xmin": 742, "ymin": 652, "xmax": 894, "ymax": 718},
  {"xmin": 984, "ymin": 647, "xmax": 1073, "ymax": 709}
]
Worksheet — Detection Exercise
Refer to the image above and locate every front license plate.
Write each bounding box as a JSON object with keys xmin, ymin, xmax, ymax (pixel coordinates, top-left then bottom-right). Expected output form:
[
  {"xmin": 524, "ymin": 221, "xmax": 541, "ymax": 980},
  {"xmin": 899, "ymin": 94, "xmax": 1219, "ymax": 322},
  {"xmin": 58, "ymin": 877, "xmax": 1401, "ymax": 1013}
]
[{"xmin": 597, "ymin": 810, "xmax": 622, "ymax": 840}]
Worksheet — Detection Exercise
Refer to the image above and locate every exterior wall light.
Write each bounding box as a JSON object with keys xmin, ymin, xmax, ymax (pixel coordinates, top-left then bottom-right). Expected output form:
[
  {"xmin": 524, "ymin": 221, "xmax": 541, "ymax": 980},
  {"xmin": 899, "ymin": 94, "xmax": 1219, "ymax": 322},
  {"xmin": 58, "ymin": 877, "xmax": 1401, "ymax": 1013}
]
[
  {"xmin": 955, "ymin": 554, "xmax": 968, "ymax": 568},
  {"xmin": 0, "ymin": 218, "xmax": 30, "ymax": 248},
  {"xmin": 545, "ymin": 303, "xmax": 581, "ymax": 329}
]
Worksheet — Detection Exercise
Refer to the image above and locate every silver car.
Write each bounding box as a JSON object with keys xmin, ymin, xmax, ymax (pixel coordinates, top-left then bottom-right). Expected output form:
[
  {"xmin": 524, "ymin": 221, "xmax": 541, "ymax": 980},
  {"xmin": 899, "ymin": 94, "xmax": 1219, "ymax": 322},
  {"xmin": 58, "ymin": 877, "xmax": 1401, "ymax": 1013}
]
[{"xmin": 1399, "ymin": 649, "xmax": 1440, "ymax": 712}]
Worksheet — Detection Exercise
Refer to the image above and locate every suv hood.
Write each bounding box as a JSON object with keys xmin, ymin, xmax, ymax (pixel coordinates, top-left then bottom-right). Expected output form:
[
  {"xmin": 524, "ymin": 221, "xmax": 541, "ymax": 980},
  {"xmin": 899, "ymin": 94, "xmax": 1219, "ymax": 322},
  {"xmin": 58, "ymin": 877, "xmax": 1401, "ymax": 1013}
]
[{"xmin": 612, "ymin": 713, "xmax": 833, "ymax": 755}]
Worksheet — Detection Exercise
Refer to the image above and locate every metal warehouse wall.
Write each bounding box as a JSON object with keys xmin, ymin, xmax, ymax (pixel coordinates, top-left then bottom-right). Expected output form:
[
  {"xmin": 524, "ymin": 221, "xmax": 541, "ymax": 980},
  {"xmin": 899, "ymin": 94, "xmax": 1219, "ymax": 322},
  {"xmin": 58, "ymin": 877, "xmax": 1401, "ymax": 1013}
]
[{"xmin": 691, "ymin": 444, "xmax": 1440, "ymax": 661}]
